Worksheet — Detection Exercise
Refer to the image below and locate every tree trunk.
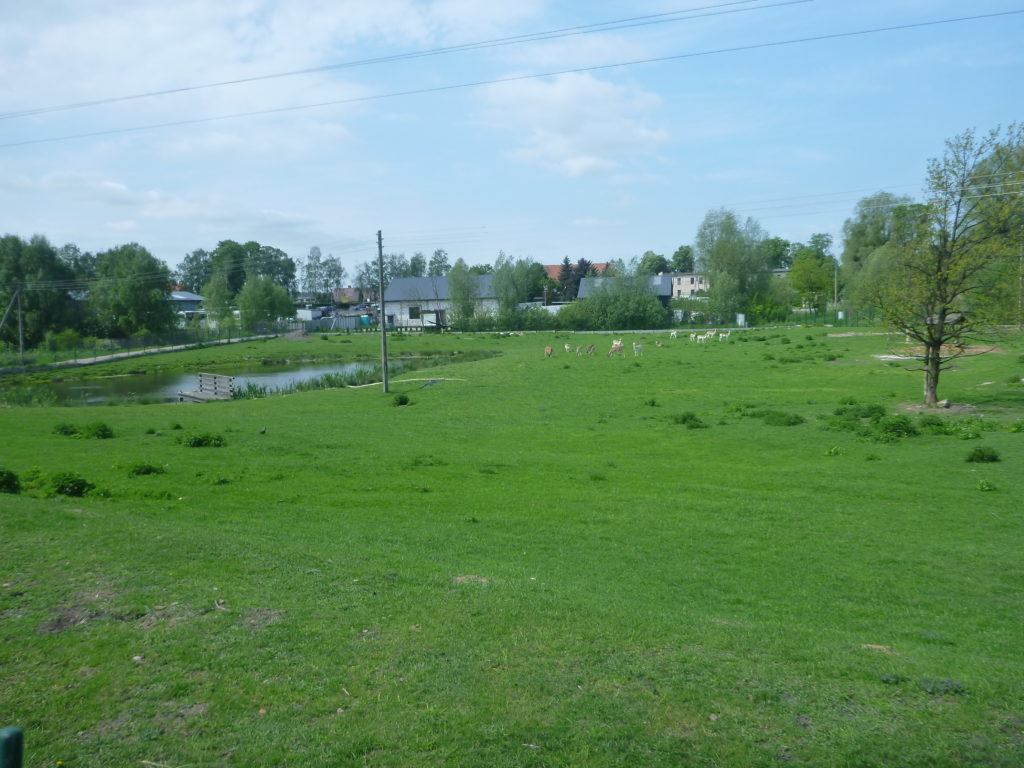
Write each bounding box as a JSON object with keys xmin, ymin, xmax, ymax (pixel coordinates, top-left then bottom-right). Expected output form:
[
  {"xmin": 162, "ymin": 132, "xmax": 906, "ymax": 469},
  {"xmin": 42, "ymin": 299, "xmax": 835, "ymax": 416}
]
[{"xmin": 923, "ymin": 341, "xmax": 941, "ymax": 406}]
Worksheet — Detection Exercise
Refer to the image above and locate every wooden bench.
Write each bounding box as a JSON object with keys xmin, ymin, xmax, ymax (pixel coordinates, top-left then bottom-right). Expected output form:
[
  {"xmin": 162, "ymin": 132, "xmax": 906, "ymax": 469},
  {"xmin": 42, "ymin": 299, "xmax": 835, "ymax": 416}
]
[{"xmin": 178, "ymin": 373, "xmax": 235, "ymax": 402}]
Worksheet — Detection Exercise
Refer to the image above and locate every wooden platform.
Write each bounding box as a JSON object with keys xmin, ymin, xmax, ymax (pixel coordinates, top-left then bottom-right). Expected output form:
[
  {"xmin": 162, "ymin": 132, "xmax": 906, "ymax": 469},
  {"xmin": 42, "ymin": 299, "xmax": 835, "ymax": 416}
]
[{"xmin": 178, "ymin": 373, "xmax": 235, "ymax": 402}]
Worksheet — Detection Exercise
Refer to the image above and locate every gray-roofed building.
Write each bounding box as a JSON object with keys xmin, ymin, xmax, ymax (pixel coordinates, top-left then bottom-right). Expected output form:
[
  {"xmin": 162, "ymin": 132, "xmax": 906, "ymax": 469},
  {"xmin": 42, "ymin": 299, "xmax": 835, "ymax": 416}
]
[
  {"xmin": 577, "ymin": 274, "xmax": 674, "ymax": 307},
  {"xmin": 169, "ymin": 290, "xmax": 204, "ymax": 313},
  {"xmin": 382, "ymin": 275, "xmax": 497, "ymax": 329}
]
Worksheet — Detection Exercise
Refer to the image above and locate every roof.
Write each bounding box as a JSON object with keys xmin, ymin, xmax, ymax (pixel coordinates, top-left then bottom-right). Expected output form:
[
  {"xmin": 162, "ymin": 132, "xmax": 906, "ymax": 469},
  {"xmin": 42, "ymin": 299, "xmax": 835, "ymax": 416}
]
[
  {"xmin": 543, "ymin": 263, "xmax": 609, "ymax": 281},
  {"xmin": 170, "ymin": 291, "xmax": 204, "ymax": 301},
  {"xmin": 577, "ymin": 274, "xmax": 672, "ymax": 299},
  {"xmin": 383, "ymin": 275, "xmax": 495, "ymax": 302}
]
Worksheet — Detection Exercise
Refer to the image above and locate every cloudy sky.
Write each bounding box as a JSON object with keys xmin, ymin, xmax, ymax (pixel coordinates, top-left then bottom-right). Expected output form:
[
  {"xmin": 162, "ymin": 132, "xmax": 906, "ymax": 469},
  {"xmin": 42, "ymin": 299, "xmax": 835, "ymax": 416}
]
[{"xmin": 1, "ymin": 0, "xmax": 1022, "ymax": 277}]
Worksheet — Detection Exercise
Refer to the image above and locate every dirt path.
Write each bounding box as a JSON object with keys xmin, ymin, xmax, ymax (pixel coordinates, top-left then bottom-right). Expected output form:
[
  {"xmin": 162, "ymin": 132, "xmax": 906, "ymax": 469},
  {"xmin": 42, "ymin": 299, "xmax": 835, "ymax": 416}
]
[{"xmin": 0, "ymin": 334, "xmax": 278, "ymax": 375}]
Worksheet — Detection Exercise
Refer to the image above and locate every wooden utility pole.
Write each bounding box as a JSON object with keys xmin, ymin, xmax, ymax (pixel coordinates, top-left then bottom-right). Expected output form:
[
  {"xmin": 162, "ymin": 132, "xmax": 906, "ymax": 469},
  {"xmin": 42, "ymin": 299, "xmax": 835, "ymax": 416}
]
[
  {"xmin": 377, "ymin": 230, "xmax": 390, "ymax": 393},
  {"xmin": 17, "ymin": 285, "xmax": 24, "ymax": 364}
]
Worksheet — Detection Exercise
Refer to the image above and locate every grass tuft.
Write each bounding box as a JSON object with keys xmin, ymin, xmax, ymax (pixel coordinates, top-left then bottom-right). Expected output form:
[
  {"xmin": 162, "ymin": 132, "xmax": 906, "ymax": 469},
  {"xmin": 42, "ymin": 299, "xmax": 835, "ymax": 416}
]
[{"xmin": 966, "ymin": 446, "xmax": 1000, "ymax": 463}]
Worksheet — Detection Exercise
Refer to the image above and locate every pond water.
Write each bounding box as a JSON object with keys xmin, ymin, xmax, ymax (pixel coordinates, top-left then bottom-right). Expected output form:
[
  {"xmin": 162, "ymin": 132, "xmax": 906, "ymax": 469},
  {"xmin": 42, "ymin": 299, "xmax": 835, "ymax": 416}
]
[{"xmin": 45, "ymin": 361, "xmax": 377, "ymax": 405}]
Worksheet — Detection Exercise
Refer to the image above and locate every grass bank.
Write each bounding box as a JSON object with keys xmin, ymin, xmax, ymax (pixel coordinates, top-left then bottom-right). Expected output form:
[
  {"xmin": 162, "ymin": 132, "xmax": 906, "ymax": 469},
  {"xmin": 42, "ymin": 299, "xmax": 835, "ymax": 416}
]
[{"xmin": 1, "ymin": 328, "xmax": 1022, "ymax": 766}]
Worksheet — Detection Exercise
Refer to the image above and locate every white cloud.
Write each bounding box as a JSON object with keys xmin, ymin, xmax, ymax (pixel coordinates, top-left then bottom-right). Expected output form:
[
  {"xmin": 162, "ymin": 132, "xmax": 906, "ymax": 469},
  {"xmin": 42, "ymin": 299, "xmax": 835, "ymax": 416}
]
[{"xmin": 482, "ymin": 72, "xmax": 667, "ymax": 176}]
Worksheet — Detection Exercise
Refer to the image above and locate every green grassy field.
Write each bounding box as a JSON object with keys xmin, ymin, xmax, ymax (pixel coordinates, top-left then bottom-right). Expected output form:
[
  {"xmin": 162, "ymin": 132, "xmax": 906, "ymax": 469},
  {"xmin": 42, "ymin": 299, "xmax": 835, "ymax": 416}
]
[{"xmin": 2, "ymin": 328, "xmax": 1023, "ymax": 767}]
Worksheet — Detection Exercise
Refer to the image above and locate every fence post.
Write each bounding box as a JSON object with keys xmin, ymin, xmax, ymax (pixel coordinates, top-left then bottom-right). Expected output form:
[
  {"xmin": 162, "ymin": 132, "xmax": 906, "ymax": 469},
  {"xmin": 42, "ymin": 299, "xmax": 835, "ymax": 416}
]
[{"xmin": 0, "ymin": 727, "xmax": 23, "ymax": 768}]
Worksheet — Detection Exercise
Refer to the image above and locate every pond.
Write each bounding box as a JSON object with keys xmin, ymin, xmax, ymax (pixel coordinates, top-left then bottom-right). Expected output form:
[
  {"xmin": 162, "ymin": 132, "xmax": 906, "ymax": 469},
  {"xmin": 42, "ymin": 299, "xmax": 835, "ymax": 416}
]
[{"xmin": 44, "ymin": 361, "xmax": 378, "ymax": 405}]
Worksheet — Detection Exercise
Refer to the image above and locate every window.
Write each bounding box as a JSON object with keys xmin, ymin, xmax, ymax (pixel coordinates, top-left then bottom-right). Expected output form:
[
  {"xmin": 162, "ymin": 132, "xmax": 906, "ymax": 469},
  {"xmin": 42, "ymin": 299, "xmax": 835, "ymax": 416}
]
[{"xmin": 408, "ymin": 306, "xmax": 421, "ymax": 320}]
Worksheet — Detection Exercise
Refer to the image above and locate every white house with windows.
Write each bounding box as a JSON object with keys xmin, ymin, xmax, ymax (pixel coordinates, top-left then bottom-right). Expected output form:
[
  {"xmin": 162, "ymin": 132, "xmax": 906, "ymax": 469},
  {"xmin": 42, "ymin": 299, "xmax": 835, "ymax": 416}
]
[
  {"xmin": 670, "ymin": 273, "xmax": 709, "ymax": 299},
  {"xmin": 382, "ymin": 275, "xmax": 498, "ymax": 329}
]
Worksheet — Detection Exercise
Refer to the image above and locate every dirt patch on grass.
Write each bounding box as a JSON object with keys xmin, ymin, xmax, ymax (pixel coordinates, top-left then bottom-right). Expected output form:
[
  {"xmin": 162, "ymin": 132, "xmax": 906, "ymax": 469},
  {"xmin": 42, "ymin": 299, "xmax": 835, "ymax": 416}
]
[
  {"xmin": 243, "ymin": 607, "xmax": 283, "ymax": 630},
  {"xmin": 902, "ymin": 402, "xmax": 978, "ymax": 414},
  {"xmin": 861, "ymin": 643, "xmax": 897, "ymax": 655},
  {"xmin": 452, "ymin": 574, "xmax": 490, "ymax": 585},
  {"xmin": 137, "ymin": 602, "xmax": 195, "ymax": 630},
  {"xmin": 78, "ymin": 712, "xmax": 131, "ymax": 741},
  {"xmin": 39, "ymin": 605, "xmax": 94, "ymax": 633}
]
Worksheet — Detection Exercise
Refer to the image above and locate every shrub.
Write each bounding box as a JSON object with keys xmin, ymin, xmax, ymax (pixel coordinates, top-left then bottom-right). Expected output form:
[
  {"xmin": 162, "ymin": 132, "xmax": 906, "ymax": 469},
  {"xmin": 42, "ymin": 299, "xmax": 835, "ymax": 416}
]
[
  {"xmin": 876, "ymin": 415, "xmax": 919, "ymax": 441},
  {"xmin": 761, "ymin": 411, "xmax": 805, "ymax": 427},
  {"xmin": 54, "ymin": 423, "xmax": 80, "ymax": 437},
  {"xmin": 834, "ymin": 403, "xmax": 886, "ymax": 421},
  {"xmin": 82, "ymin": 422, "xmax": 114, "ymax": 439},
  {"xmin": 183, "ymin": 433, "xmax": 227, "ymax": 448},
  {"xmin": 920, "ymin": 678, "xmax": 966, "ymax": 696},
  {"xmin": 50, "ymin": 472, "xmax": 94, "ymax": 497},
  {"xmin": 977, "ymin": 479, "xmax": 996, "ymax": 492},
  {"xmin": 671, "ymin": 412, "xmax": 708, "ymax": 429},
  {"xmin": 1009, "ymin": 419, "xmax": 1024, "ymax": 433},
  {"xmin": 393, "ymin": 393, "xmax": 410, "ymax": 407},
  {"xmin": 0, "ymin": 467, "xmax": 20, "ymax": 494},
  {"xmin": 966, "ymin": 446, "xmax": 1000, "ymax": 463},
  {"xmin": 127, "ymin": 462, "xmax": 165, "ymax": 477}
]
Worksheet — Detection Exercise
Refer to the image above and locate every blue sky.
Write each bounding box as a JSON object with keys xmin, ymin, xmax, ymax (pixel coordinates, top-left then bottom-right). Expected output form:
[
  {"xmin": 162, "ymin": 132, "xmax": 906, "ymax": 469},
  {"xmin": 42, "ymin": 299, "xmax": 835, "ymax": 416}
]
[{"xmin": 1, "ymin": 0, "xmax": 1022, "ymax": 279}]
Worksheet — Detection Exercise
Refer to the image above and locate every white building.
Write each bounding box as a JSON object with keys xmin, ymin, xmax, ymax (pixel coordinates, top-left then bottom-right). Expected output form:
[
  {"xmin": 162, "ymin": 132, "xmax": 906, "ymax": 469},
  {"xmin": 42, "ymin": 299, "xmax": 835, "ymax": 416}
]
[
  {"xmin": 670, "ymin": 273, "xmax": 709, "ymax": 299},
  {"xmin": 382, "ymin": 275, "xmax": 498, "ymax": 329}
]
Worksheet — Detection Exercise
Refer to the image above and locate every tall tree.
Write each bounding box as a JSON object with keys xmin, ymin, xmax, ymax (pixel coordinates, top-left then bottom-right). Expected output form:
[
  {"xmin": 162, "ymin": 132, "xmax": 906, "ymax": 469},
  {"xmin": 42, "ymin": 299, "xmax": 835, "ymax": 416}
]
[
  {"xmin": 409, "ymin": 252, "xmax": 427, "ymax": 278},
  {"xmin": 841, "ymin": 191, "xmax": 913, "ymax": 281},
  {"xmin": 557, "ymin": 256, "xmax": 575, "ymax": 299},
  {"xmin": 89, "ymin": 243, "xmax": 175, "ymax": 337},
  {"xmin": 249, "ymin": 245, "xmax": 296, "ymax": 293},
  {"xmin": 210, "ymin": 240, "xmax": 249, "ymax": 295},
  {"xmin": 757, "ymin": 237, "xmax": 793, "ymax": 270},
  {"xmin": 636, "ymin": 250, "xmax": 669, "ymax": 275},
  {"xmin": 860, "ymin": 125, "xmax": 1024, "ymax": 405},
  {"xmin": 322, "ymin": 256, "xmax": 347, "ymax": 297},
  {"xmin": 695, "ymin": 208, "xmax": 768, "ymax": 321},
  {"xmin": 175, "ymin": 248, "xmax": 212, "ymax": 293},
  {"xmin": 671, "ymin": 244, "xmax": 695, "ymax": 272},
  {"xmin": 447, "ymin": 258, "xmax": 479, "ymax": 328},
  {"xmin": 788, "ymin": 234, "xmax": 837, "ymax": 312},
  {"xmin": 301, "ymin": 246, "xmax": 324, "ymax": 298},
  {"xmin": 58, "ymin": 243, "xmax": 97, "ymax": 281},
  {"xmin": 237, "ymin": 277, "xmax": 295, "ymax": 331},
  {"xmin": 201, "ymin": 270, "xmax": 233, "ymax": 322},
  {"xmin": 0, "ymin": 234, "xmax": 79, "ymax": 346},
  {"xmin": 428, "ymin": 248, "xmax": 451, "ymax": 277}
]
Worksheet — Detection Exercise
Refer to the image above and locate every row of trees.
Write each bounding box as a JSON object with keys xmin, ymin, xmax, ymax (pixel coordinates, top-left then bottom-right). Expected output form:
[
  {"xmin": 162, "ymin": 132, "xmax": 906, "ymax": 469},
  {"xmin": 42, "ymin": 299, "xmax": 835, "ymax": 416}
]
[{"xmin": 0, "ymin": 237, "xmax": 176, "ymax": 346}]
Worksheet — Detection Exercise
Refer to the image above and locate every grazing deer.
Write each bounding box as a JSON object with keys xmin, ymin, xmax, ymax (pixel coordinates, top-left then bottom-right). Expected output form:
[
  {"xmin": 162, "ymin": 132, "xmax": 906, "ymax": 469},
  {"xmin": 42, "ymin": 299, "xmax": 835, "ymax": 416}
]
[
  {"xmin": 544, "ymin": 346, "xmax": 553, "ymax": 358},
  {"xmin": 608, "ymin": 339, "xmax": 625, "ymax": 357},
  {"xmin": 564, "ymin": 343, "xmax": 573, "ymax": 354},
  {"xmin": 670, "ymin": 330, "xmax": 678, "ymax": 339},
  {"xmin": 633, "ymin": 342, "xmax": 643, "ymax": 356},
  {"xmin": 585, "ymin": 344, "xmax": 596, "ymax": 356}
]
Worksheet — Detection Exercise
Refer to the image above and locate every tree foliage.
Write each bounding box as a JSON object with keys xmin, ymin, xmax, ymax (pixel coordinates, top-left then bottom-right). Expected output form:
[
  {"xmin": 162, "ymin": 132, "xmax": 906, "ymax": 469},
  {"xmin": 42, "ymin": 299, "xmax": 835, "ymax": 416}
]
[
  {"xmin": 428, "ymin": 248, "xmax": 451, "ymax": 277},
  {"xmin": 671, "ymin": 244, "xmax": 695, "ymax": 272},
  {"xmin": 695, "ymin": 208, "xmax": 769, "ymax": 321},
  {"xmin": 237, "ymin": 277, "xmax": 295, "ymax": 331},
  {"xmin": 175, "ymin": 249, "xmax": 212, "ymax": 293},
  {"xmin": 447, "ymin": 258, "xmax": 480, "ymax": 329},
  {"xmin": 90, "ymin": 243, "xmax": 175, "ymax": 337},
  {"xmin": 859, "ymin": 124, "xmax": 1024, "ymax": 405},
  {"xmin": 0, "ymin": 235, "xmax": 80, "ymax": 346},
  {"xmin": 636, "ymin": 250, "xmax": 669, "ymax": 276}
]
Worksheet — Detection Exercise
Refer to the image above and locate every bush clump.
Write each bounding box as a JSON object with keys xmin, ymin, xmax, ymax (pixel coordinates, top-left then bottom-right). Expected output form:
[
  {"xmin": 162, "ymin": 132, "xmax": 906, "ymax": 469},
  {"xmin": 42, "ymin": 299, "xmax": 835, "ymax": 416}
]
[
  {"xmin": 50, "ymin": 472, "xmax": 94, "ymax": 497},
  {"xmin": 966, "ymin": 446, "xmax": 1000, "ymax": 463},
  {"xmin": 82, "ymin": 422, "xmax": 114, "ymax": 439},
  {"xmin": 393, "ymin": 393, "xmax": 410, "ymax": 407},
  {"xmin": 54, "ymin": 421, "xmax": 114, "ymax": 439},
  {"xmin": 760, "ymin": 410, "xmax": 805, "ymax": 427},
  {"xmin": 183, "ymin": 433, "xmax": 227, "ymax": 448},
  {"xmin": 0, "ymin": 467, "xmax": 20, "ymax": 494},
  {"xmin": 876, "ymin": 415, "xmax": 919, "ymax": 441},
  {"xmin": 671, "ymin": 412, "xmax": 708, "ymax": 429},
  {"xmin": 127, "ymin": 462, "xmax": 166, "ymax": 477}
]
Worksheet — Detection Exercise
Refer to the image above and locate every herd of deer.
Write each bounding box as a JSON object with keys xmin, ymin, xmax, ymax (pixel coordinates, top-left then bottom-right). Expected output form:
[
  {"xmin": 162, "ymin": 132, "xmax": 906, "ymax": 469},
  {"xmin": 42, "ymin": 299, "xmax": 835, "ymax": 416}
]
[{"xmin": 544, "ymin": 329, "xmax": 732, "ymax": 358}]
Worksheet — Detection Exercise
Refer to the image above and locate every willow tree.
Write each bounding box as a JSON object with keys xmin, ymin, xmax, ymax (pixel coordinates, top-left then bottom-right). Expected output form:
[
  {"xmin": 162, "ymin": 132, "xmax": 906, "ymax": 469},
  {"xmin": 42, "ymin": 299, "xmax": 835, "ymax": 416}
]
[{"xmin": 862, "ymin": 125, "xmax": 1023, "ymax": 406}]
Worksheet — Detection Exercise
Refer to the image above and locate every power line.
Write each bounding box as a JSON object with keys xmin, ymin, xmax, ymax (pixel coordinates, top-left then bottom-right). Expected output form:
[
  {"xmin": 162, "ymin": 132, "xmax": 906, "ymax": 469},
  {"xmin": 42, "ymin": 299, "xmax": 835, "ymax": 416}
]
[
  {"xmin": 0, "ymin": 0, "xmax": 792, "ymax": 121},
  {"xmin": 4, "ymin": 8, "xmax": 1020, "ymax": 151}
]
